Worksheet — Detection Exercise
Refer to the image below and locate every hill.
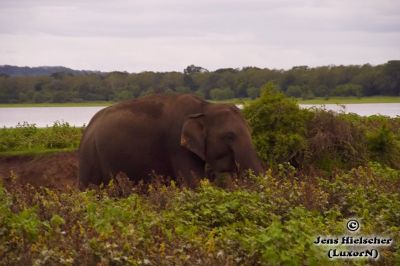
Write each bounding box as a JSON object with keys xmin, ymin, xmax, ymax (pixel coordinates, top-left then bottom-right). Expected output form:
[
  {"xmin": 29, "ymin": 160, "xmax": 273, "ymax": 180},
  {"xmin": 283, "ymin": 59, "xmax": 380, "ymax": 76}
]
[{"xmin": 0, "ymin": 65, "xmax": 102, "ymax": 77}]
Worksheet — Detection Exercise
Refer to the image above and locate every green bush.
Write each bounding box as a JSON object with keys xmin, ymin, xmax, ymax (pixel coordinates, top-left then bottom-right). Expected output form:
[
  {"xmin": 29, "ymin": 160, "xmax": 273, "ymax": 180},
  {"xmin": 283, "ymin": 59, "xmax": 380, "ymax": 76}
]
[
  {"xmin": 367, "ymin": 125, "xmax": 400, "ymax": 168},
  {"xmin": 243, "ymin": 82, "xmax": 310, "ymax": 167},
  {"xmin": 341, "ymin": 114, "xmax": 400, "ymax": 169},
  {"xmin": 244, "ymin": 83, "xmax": 400, "ymax": 172},
  {"xmin": 304, "ymin": 110, "xmax": 368, "ymax": 172}
]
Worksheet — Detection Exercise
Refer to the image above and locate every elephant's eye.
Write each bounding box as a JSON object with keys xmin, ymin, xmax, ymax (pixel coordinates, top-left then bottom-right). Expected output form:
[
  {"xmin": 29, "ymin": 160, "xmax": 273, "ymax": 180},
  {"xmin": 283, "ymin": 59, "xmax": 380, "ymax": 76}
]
[{"xmin": 222, "ymin": 132, "xmax": 235, "ymax": 142}]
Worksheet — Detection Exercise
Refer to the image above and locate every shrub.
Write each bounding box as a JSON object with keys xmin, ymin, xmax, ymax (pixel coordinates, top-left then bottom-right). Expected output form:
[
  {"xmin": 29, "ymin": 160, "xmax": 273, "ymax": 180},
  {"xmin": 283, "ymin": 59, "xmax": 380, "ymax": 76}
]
[
  {"xmin": 243, "ymin": 82, "xmax": 310, "ymax": 167},
  {"xmin": 244, "ymin": 85, "xmax": 400, "ymax": 172},
  {"xmin": 304, "ymin": 110, "xmax": 368, "ymax": 172},
  {"xmin": 367, "ymin": 124, "xmax": 400, "ymax": 168}
]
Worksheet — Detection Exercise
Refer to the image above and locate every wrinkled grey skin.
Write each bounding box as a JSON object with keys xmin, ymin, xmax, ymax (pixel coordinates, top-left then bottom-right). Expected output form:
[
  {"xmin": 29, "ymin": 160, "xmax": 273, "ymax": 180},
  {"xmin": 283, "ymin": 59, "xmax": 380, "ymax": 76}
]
[{"xmin": 78, "ymin": 94, "xmax": 263, "ymax": 189}]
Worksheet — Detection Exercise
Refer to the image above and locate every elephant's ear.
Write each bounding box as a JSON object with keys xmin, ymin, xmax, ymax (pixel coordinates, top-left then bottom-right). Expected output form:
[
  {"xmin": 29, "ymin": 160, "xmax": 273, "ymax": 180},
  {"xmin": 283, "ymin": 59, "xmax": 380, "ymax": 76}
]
[{"xmin": 181, "ymin": 113, "xmax": 206, "ymax": 161}]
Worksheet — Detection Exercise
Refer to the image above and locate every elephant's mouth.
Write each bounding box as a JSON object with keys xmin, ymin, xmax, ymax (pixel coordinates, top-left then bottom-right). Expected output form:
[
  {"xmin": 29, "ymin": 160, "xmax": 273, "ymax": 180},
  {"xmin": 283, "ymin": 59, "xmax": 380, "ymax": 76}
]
[{"xmin": 205, "ymin": 163, "xmax": 239, "ymax": 181}]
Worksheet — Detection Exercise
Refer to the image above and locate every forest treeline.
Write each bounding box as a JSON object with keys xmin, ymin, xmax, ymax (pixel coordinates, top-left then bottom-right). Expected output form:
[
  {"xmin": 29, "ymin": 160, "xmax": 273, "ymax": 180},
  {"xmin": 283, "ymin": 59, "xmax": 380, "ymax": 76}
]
[{"xmin": 0, "ymin": 60, "xmax": 399, "ymax": 103}]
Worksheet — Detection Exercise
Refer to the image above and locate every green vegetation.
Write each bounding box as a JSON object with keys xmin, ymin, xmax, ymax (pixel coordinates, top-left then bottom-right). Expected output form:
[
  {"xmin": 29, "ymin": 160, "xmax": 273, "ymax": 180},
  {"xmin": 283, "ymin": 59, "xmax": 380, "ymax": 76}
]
[
  {"xmin": 1, "ymin": 163, "xmax": 399, "ymax": 265},
  {"xmin": 244, "ymin": 84, "xmax": 400, "ymax": 171},
  {"xmin": 243, "ymin": 83, "xmax": 310, "ymax": 166},
  {"xmin": 0, "ymin": 61, "xmax": 399, "ymax": 103},
  {"xmin": 1, "ymin": 88, "xmax": 400, "ymax": 264},
  {"xmin": 0, "ymin": 122, "xmax": 82, "ymax": 156}
]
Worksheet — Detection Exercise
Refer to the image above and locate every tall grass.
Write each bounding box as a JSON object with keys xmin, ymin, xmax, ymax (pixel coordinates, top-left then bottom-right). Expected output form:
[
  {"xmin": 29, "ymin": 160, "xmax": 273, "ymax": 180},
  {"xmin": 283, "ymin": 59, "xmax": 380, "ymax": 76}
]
[{"xmin": 0, "ymin": 122, "xmax": 82, "ymax": 156}]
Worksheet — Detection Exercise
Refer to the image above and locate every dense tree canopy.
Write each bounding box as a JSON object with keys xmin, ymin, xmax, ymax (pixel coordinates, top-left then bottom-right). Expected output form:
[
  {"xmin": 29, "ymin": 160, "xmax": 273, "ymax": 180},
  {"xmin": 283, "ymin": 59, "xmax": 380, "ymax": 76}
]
[{"xmin": 0, "ymin": 61, "xmax": 399, "ymax": 103}]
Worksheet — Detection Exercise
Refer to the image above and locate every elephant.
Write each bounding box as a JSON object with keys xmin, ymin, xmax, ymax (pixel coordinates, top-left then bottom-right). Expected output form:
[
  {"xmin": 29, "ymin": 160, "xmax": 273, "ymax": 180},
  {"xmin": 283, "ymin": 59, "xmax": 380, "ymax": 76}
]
[{"xmin": 78, "ymin": 93, "xmax": 263, "ymax": 189}]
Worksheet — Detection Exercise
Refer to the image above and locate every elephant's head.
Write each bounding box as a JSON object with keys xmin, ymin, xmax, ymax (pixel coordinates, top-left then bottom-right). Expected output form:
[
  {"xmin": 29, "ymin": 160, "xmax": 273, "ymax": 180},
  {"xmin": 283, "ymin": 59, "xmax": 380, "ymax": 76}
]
[{"xmin": 180, "ymin": 104, "xmax": 263, "ymax": 177}]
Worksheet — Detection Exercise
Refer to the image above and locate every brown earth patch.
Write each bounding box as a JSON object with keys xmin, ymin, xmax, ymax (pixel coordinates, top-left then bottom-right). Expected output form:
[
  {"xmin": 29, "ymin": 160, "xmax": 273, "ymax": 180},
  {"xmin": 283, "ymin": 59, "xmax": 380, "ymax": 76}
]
[{"xmin": 0, "ymin": 152, "xmax": 78, "ymax": 190}]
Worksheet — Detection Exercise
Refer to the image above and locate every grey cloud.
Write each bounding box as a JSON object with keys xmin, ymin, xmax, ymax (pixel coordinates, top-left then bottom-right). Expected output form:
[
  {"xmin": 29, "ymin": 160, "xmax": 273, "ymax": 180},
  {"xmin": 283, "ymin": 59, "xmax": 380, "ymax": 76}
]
[
  {"xmin": 1, "ymin": 0, "xmax": 399, "ymax": 37},
  {"xmin": 0, "ymin": 0, "xmax": 399, "ymax": 71}
]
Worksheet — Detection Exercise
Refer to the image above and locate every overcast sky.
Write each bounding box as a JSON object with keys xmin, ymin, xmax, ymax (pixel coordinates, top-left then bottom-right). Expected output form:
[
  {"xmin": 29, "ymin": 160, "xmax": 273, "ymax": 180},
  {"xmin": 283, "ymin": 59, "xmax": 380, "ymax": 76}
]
[{"xmin": 0, "ymin": 0, "xmax": 399, "ymax": 72}]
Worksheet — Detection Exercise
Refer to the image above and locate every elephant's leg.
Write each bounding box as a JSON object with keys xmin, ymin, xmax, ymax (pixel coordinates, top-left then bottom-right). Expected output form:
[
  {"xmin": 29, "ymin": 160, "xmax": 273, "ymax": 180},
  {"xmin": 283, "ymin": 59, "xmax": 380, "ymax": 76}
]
[
  {"xmin": 78, "ymin": 147, "xmax": 112, "ymax": 189},
  {"xmin": 79, "ymin": 159, "xmax": 114, "ymax": 189},
  {"xmin": 78, "ymin": 156, "xmax": 102, "ymax": 189},
  {"xmin": 171, "ymin": 152, "xmax": 205, "ymax": 188}
]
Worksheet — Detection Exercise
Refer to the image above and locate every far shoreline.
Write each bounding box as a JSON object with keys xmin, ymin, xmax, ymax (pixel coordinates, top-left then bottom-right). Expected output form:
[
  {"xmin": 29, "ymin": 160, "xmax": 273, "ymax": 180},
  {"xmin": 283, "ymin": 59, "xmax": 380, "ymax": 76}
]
[
  {"xmin": 296, "ymin": 96, "xmax": 400, "ymax": 104},
  {"xmin": 1, "ymin": 96, "xmax": 400, "ymax": 108}
]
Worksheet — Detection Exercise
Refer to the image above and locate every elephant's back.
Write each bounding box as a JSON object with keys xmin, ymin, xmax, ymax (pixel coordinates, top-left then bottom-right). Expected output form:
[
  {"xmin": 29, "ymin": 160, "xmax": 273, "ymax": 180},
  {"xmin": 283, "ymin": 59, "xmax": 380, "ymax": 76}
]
[
  {"xmin": 110, "ymin": 93, "xmax": 205, "ymax": 117},
  {"xmin": 96, "ymin": 94, "xmax": 205, "ymax": 125},
  {"xmin": 111, "ymin": 95, "xmax": 167, "ymax": 119},
  {"xmin": 83, "ymin": 93, "xmax": 206, "ymax": 139},
  {"xmin": 87, "ymin": 95, "xmax": 176, "ymax": 150}
]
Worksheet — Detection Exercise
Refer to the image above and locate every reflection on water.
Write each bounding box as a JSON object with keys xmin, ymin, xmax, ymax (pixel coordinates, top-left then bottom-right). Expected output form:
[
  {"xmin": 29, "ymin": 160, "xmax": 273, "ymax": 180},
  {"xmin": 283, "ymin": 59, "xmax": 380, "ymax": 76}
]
[{"xmin": 0, "ymin": 103, "xmax": 399, "ymax": 128}]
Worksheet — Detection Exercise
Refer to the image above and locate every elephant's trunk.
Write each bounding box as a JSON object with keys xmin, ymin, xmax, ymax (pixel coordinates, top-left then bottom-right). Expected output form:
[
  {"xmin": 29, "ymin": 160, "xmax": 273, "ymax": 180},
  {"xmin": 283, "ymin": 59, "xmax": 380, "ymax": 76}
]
[{"xmin": 234, "ymin": 146, "xmax": 263, "ymax": 176}]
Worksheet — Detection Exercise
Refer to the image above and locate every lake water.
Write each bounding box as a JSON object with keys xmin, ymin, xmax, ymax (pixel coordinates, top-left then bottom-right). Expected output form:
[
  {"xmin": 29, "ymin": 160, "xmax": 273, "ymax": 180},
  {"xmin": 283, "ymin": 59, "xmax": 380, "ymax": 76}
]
[
  {"xmin": 1, "ymin": 103, "xmax": 399, "ymax": 128},
  {"xmin": 0, "ymin": 106, "xmax": 106, "ymax": 128},
  {"xmin": 300, "ymin": 103, "xmax": 400, "ymax": 117}
]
